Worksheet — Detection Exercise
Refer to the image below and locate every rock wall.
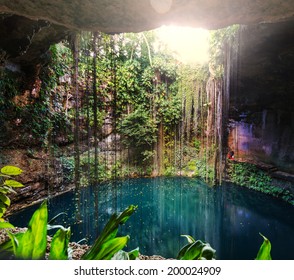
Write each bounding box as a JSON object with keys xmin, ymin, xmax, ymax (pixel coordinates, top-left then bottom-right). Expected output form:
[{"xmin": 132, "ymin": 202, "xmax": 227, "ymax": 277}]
[
  {"xmin": 0, "ymin": 148, "xmax": 72, "ymax": 214},
  {"xmin": 228, "ymin": 21, "xmax": 294, "ymax": 175}
]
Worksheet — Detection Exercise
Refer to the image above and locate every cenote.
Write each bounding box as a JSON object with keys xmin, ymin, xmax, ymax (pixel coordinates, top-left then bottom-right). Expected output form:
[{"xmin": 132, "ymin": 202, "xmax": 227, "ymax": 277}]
[{"xmin": 8, "ymin": 177, "xmax": 294, "ymax": 260}]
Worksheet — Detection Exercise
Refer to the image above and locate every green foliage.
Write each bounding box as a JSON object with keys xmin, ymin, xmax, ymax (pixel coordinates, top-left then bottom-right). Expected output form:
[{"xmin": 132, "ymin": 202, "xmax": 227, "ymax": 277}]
[
  {"xmin": 118, "ymin": 107, "xmax": 157, "ymax": 148},
  {"xmin": 10, "ymin": 42, "xmax": 73, "ymax": 146},
  {"xmin": 255, "ymin": 233, "xmax": 272, "ymax": 260},
  {"xmin": 177, "ymin": 235, "xmax": 216, "ymax": 260},
  {"xmin": 0, "ymin": 165, "xmax": 23, "ymax": 228},
  {"xmin": 227, "ymin": 162, "xmax": 294, "ymax": 204},
  {"xmin": 0, "ymin": 70, "xmax": 21, "ymax": 130},
  {"xmin": 163, "ymin": 166, "xmax": 176, "ymax": 176},
  {"xmin": 184, "ymin": 158, "xmax": 215, "ymax": 184},
  {"xmin": 152, "ymin": 54, "xmax": 178, "ymax": 80},
  {"xmin": 48, "ymin": 227, "xmax": 71, "ymax": 260},
  {"xmin": 157, "ymin": 94, "xmax": 182, "ymax": 126},
  {"xmin": 60, "ymin": 156, "xmax": 75, "ymax": 183},
  {"xmin": 0, "ymin": 202, "xmax": 137, "ymax": 260},
  {"xmin": 79, "ymin": 153, "xmax": 112, "ymax": 185},
  {"xmin": 49, "ymin": 43, "xmax": 73, "ymax": 79},
  {"xmin": 209, "ymin": 25, "xmax": 239, "ymax": 78},
  {"xmin": 14, "ymin": 201, "xmax": 48, "ymax": 260},
  {"xmin": 116, "ymin": 60, "xmax": 142, "ymax": 107},
  {"xmin": 179, "ymin": 233, "xmax": 272, "ymax": 260},
  {"xmin": 194, "ymin": 139, "xmax": 201, "ymax": 154},
  {"xmin": 0, "ymin": 201, "xmax": 70, "ymax": 260},
  {"xmin": 82, "ymin": 204, "xmax": 137, "ymax": 260}
]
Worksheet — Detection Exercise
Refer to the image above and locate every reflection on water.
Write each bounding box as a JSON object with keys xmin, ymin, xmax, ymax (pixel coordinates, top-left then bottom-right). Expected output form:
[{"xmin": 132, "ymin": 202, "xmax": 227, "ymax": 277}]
[{"xmin": 8, "ymin": 177, "xmax": 294, "ymax": 260}]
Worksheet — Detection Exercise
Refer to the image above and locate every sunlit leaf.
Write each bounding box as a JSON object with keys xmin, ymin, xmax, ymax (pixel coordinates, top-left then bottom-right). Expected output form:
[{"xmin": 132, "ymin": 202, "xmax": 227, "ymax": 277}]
[
  {"xmin": 255, "ymin": 233, "xmax": 272, "ymax": 260},
  {"xmin": 178, "ymin": 235, "xmax": 216, "ymax": 260},
  {"xmin": 87, "ymin": 236, "xmax": 130, "ymax": 260},
  {"xmin": 1, "ymin": 166, "xmax": 23, "ymax": 176},
  {"xmin": 82, "ymin": 205, "xmax": 137, "ymax": 260},
  {"xmin": 49, "ymin": 227, "xmax": 71, "ymax": 260},
  {"xmin": 4, "ymin": 180, "xmax": 24, "ymax": 188},
  {"xmin": 15, "ymin": 201, "xmax": 48, "ymax": 259},
  {"xmin": 0, "ymin": 221, "xmax": 15, "ymax": 229},
  {"xmin": 0, "ymin": 193, "xmax": 10, "ymax": 206}
]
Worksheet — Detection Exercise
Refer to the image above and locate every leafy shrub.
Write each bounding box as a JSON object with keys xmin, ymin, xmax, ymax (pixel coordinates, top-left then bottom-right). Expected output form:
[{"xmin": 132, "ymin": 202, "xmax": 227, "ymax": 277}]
[
  {"xmin": 178, "ymin": 233, "xmax": 272, "ymax": 260},
  {"xmin": 227, "ymin": 162, "xmax": 294, "ymax": 205},
  {"xmin": 0, "ymin": 166, "xmax": 24, "ymax": 229},
  {"xmin": 0, "ymin": 202, "xmax": 137, "ymax": 260},
  {"xmin": 118, "ymin": 107, "xmax": 157, "ymax": 148},
  {"xmin": 177, "ymin": 235, "xmax": 216, "ymax": 260}
]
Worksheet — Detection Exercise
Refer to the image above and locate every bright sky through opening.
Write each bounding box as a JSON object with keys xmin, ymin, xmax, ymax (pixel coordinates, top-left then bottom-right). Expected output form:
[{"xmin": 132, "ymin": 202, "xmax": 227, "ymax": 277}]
[{"xmin": 155, "ymin": 25, "xmax": 210, "ymax": 64}]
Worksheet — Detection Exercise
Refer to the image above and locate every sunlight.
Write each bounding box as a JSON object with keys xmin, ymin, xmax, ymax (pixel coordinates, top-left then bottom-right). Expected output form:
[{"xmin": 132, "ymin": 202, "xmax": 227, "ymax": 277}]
[{"xmin": 155, "ymin": 25, "xmax": 210, "ymax": 64}]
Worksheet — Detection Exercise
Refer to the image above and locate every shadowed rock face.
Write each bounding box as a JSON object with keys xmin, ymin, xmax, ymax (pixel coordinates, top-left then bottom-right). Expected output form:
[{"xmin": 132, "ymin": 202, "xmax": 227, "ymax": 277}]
[
  {"xmin": 228, "ymin": 21, "xmax": 294, "ymax": 173},
  {"xmin": 0, "ymin": 14, "xmax": 69, "ymax": 68},
  {"xmin": 1, "ymin": 0, "xmax": 294, "ymax": 32}
]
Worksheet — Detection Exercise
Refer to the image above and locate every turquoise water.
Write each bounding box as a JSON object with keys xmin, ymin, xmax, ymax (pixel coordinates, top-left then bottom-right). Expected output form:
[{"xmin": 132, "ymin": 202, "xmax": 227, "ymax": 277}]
[{"xmin": 8, "ymin": 177, "xmax": 294, "ymax": 259}]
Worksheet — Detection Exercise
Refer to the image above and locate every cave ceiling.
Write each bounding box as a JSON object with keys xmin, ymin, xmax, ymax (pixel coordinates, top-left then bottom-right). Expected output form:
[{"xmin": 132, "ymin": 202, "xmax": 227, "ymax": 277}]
[{"xmin": 0, "ymin": 0, "xmax": 294, "ymax": 68}]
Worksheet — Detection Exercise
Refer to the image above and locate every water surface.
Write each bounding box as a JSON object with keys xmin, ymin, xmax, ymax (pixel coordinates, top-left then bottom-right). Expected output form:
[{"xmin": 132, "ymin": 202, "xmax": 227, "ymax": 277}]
[{"xmin": 8, "ymin": 177, "xmax": 294, "ymax": 259}]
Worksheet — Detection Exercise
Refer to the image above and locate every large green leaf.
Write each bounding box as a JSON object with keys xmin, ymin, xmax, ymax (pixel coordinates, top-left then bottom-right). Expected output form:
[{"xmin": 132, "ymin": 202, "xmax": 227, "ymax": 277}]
[
  {"xmin": 177, "ymin": 243, "xmax": 192, "ymax": 259},
  {"xmin": 1, "ymin": 166, "xmax": 23, "ymax": 176},
  {"xmin": 14, "ymin": 201, "xmax": 48, "ymax": 259},
  {"xmin": 88, "ymin": 236, "xmax": 130, "ymax": 260},
  {"xmin": 4, "ymin": 180, "xmax": 24, "ymax": 188},
  {"xmin": 49, "ymin": 227, "xmax": 71, "ymax": 260},
  {"xmin": 177, "ymin": 235, "xmax": 216, "ymax": 260},
  {"xmin": 0, "ymin": 193, "xmax": 10, "ymax": 206},
  {"xmin": 82, "ymin": 205, "xmax": 137, "ymax": 260},
  {"xmin": 255, "ymin": 233, "xmax": 272, "ymax": 260},
  {"xmin": 0, "ymin": 221, "xmax": 14, "ymax": 229},
  {"xmin": 181, "ymin": 240, "xmax": 205, "ymax": 260},
  {"xmin": 0, "ymin": 232, "xmax": 24, "ymax": 259}
]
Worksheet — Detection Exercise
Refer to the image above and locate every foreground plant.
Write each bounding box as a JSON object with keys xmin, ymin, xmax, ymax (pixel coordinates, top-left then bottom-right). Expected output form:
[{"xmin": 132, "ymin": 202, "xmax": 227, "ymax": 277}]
[
  {"xmin": 82, "ymin": 204, "xmax": 138, "ymax": 260},
  {"xmin": 255, "ymin": 233, "xmax": 272, "ymax": 260},
  {"xmin": 0, "ymin": 201, "xmax": 137, "ymax": 260},
  {"xmin": 177, "ymin": 235, "xmax": 216, "ymax": 260},
  {"xmin": 0, "ymin": 165, "xmax": 24, "ymax": 229},
  {"xmin": 178, "ymin": 233, "xmax": 272, "ymax": 260}
]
